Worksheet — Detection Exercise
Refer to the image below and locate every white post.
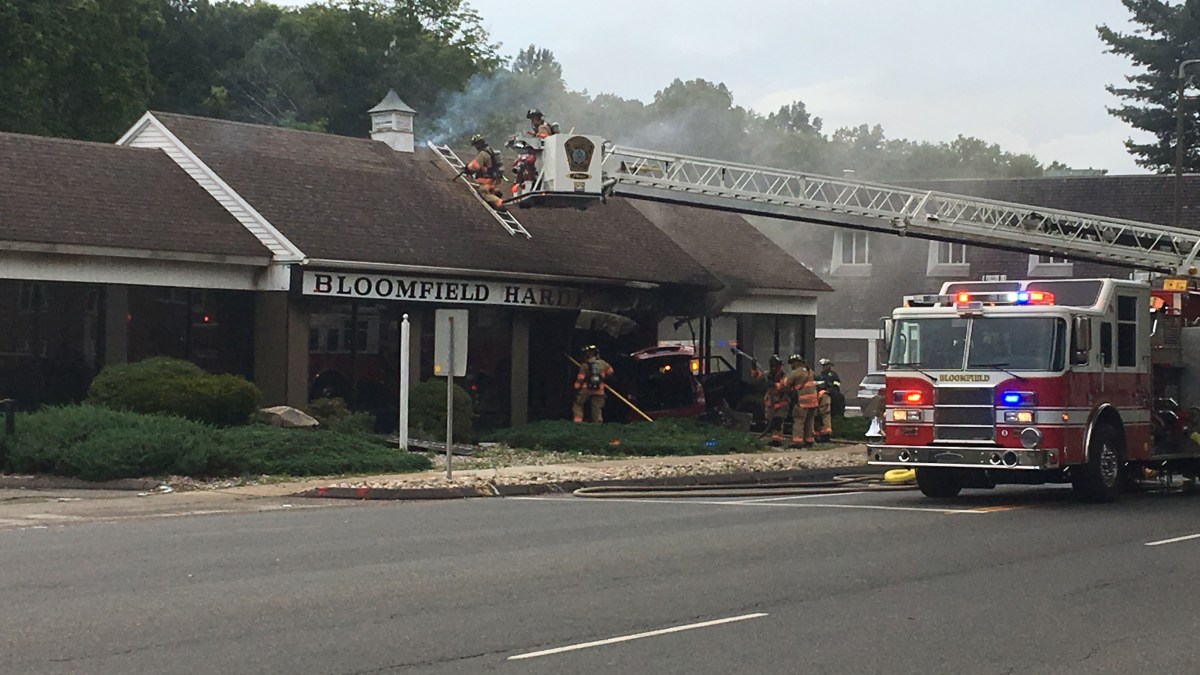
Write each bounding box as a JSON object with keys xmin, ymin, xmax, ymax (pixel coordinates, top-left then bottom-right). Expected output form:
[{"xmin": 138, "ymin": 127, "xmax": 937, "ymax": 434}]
[
  {"xmin": 445, "ymin": 315, "xmax": 455, "ymax": 480},
  {"xmin": 398, "ymin": 314, "xmax": 410, "ymax": 451}
]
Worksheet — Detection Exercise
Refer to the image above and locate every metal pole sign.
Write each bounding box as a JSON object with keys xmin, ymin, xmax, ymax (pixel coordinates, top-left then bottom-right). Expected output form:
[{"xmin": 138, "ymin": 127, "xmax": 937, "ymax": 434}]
[
  {"xmin": 434, "ymin": 309, "xmax": 468, "ymax": 479},
  {"xmin": 398, "ymin": 314, "xmax": 410, "ymax": 452}
]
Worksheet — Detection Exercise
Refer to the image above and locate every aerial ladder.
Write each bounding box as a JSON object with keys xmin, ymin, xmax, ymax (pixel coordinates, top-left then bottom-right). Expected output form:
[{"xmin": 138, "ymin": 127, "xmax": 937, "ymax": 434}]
[{"xmin": 436, "ymin": 130, "xmax": 1200, "ymax": 275}]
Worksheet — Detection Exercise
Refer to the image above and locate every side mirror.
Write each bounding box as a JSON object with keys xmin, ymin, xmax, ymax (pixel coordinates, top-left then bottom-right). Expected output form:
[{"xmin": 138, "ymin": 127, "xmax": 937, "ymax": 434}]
[{"xmin": 1072, "ymin": 316, "xmax": 1091, "ymax": 365}]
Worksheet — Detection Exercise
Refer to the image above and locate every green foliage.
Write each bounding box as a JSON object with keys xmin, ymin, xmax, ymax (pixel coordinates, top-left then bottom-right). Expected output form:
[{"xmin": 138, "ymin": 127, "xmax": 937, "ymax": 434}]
[
  {"xmin": 831, "ymin": 415, "xmax": 870, "ymax": 440},
  {"xmin": 87, "ymin": 357, "xmax": 261, "ymax": 426},
  {"xmin": 490, "ymin": 419, "xmax": 762, "ymax": 457},
  {"xmin": 0, "ymin": 405, "xmax": 431, "ymax": 481},
  {"xmin": 1098, "ymin": 0, "xmax": 1200, "ymax": 172},
  {"xmin": 306, "ymin": 397, "xmax": 352, "ymax": 426},
  {"xmin": 409, "ymin": 379, "xmax": 473, "ymax": 442},
  {"xmin": 326, "ymin": 412, "xmax": 377, "ymax": 436}
]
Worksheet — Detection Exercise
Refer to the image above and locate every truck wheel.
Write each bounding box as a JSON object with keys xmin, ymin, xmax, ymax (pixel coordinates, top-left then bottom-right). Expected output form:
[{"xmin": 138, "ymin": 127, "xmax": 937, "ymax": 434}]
[
  {"xmin": 1072, "ymin": 423, "xmax": 1124, "ymax": 502},
  {"xmin": 916, "ymin": 468, "xmax": 963, "ymax": 499}
]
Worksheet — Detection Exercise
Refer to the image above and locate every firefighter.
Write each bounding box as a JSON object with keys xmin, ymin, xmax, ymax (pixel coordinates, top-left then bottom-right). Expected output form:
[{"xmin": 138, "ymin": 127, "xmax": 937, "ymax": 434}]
[
  {"xmin": 785, "ymin": 354, "xmax": 819, "ymax": 448},
  {"xmin": 815, "ymin": 358, "xmax": 844, "ymax": 416},
  {"xmin": 753, "ymin": 355, "xmax": 788, "ymax": 445},
  {"xmin": 466, "ymin": 135, "xmax": 506, "ymax": 211},
  {"xmin": 573, "ymin": 344, "xmax": 614, "ymax": 423},
  {"xmin": 526, "ymin": 108, "xmax": 554, "ymax": 139},
  {"xmin": 865, "ymin": 393, "xmax": 885, "ymax": 437},
  {"xmin": 814, "ymin": 358, "xmax": 841, "ymax": 442}
]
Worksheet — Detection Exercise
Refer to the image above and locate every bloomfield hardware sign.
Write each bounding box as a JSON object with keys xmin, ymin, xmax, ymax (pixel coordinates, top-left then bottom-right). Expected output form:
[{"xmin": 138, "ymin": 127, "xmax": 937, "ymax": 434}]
[{"xmin": 302, "ymin": 271, "xmax": 585, "ymax": 309}]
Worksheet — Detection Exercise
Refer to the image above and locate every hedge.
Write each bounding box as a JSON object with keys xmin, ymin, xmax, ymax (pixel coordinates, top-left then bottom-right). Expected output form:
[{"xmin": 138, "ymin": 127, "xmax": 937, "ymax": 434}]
[
  {"xmin": 409, "ymin": 379, "xmax": 473, "ymax": 441},
  {"xmin": 489, "ymin": 418, "xmax": 763, "ymax": 456},
  {"xmin": 0, "ymin": 405, "xmax": 431, "ymax": 481}
]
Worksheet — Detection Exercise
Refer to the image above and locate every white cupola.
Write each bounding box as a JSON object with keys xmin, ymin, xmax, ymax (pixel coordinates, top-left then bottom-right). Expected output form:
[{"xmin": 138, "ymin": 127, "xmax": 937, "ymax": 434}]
[{"xmin": 369, "ymin": 89, "xmax": 417, "ymax": 153}]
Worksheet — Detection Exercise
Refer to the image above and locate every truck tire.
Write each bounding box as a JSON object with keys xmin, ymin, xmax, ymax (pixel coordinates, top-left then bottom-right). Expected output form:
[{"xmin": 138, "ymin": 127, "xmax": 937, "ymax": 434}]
[
  {"xmin": 1072, "ymin": 423, "xmax": 1123, "ymax": 502},
  {"xmin": 916, "ymin": 468, "xmax": 963, "ymax": 498}
]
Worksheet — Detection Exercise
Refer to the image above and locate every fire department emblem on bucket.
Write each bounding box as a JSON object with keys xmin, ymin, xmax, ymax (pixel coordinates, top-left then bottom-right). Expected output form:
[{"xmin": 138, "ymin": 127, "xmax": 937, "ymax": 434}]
[{"xmin": 564, "ymin": 136, "xmax": 595, "ymax": 177}]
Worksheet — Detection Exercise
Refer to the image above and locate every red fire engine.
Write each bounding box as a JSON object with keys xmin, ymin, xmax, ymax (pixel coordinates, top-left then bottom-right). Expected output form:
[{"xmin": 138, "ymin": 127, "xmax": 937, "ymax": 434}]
[{"xmin": 867, "ymin": 277, "xmax": 1200, "ymax": 501}]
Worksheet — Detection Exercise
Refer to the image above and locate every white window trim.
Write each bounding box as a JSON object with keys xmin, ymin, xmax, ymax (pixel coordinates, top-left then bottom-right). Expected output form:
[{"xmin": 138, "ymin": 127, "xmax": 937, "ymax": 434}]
[
  {"xmin": 926, "ymin": 241, "xmax": 969, "ymax": 277},
  {"xmin": 831, "ymin": 230, "xmax": 872, "ymax": 277},
  {"xmin": 1028, "ymin": 254, "xmax": 1073, "ymax": 277}
]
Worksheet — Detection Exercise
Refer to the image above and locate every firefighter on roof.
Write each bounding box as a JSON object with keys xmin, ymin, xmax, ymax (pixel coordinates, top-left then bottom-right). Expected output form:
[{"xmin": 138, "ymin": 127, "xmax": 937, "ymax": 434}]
[
  {"xmin": 526, "ymin": 108, "xmax": 554, "ymax": 139},
  {"xmin": 466, "ymin": 135, "xmax": 506, "ymax": 211},
  {"xmin": 785, "ymin": 354, "xmax": 819, "ymax": 448},
  {"xmin": 573, "ymin": 344, "xmax": 614, "ymax": 423}
]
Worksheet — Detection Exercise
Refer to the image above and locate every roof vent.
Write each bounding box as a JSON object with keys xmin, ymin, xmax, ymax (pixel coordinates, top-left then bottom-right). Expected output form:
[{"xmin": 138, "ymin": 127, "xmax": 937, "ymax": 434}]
[{"xmin": 369, "ymin": 89, "xmax": 417, "ymax": 153}]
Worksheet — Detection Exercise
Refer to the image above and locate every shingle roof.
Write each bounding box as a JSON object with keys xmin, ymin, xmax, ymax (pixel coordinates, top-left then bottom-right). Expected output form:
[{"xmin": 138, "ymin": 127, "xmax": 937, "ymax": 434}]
[
  {"xmin": 151, "ymin": 112, "xmax": 716, "ymax": 288},
  {"xmin": 903, "ymin": 174, "xmax": 1200, "ymax": 229},
  {"xmin": 0, "ymin": 131, "xmax": 267, "ymax": 258},
  {"xmin": 628, "ymin": 200, "xmax": 831, "ymax": 293}
]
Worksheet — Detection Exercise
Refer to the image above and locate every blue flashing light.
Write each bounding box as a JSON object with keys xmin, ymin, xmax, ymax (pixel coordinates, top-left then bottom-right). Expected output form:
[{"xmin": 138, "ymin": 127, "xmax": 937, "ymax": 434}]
[
  {"xmin": 1016, "ymin": 291, "xmax": 1031, "ymax": 304},
  {"xmin": 1002, "ymin": 392, "xmax": 1023, "ymax": 405},
  {"xmin": 705, "ymin": 439, "xmax": 718, "ymax": 448}
]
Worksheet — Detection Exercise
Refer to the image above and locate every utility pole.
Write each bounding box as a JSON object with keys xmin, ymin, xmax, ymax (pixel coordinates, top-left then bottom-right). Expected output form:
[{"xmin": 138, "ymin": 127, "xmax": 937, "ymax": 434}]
[{"xmin": 1174, "ymin": 59, "xmax": 1200, "ymax": 228}]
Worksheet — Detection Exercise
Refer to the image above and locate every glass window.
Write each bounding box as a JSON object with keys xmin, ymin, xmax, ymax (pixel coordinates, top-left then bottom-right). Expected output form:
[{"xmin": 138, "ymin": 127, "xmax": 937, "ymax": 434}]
[
  {"xmin": 838, "ymin": 231, "xmax": 870, "ymax": 265},
  {"xmin": 1117, "ymin": 295, "xmax": 1138, "ymax": 367},
  {"xmin": 1100, "ymin": 322, "xmax": 1113, "ymax": 367},
  {"xmin": 889, "ymin": 318, "xmax": 968, "ymax": 370},
  {"xmin": 967, "ymin": 318, "xmax": 1066, "ymax": 371},
  {"xmin": 934, "ymin": 241, "xmax": 967, "ymax": 265}
]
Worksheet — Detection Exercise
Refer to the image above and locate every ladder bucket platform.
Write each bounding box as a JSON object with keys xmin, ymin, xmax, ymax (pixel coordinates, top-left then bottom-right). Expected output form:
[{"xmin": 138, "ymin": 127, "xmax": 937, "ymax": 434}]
[{"xmin": 427, "ymin": 141, "xmax": 532, "ymax": 239}]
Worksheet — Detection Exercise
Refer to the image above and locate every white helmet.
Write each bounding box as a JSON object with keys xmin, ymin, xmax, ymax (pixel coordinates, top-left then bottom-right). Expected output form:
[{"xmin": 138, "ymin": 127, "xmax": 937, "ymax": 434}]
[{"xmin": 819, "ymin": 358, "xmax": 832, "ymax": 366}]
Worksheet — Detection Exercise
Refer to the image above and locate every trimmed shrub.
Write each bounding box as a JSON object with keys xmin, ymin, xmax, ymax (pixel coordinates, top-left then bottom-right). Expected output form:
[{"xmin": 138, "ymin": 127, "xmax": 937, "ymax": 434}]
[
  {"xmin": 326, "ymin": 412, "xmax": 377, "ymax": 436},
  {"xmin": 86, "ymin": 357, "xmax": 203, "ymax": 409},
  {"xmin": 306, "ymin": 397, "xmax": 352, "ymax": 427},
  {"xmin": 1, "ymin": 405, "xmax": 432, "ymax": 481},
  {"xmin": 490, "ymin": 418, "xmax": 762, "ymax": 457},
  {"xmin": 831, "ymin": 415, "xmax": 870, "ymax": 439},
  {"xmin": 409, "ymin": 379, "xmax": 473, "ymax": 442},
  {"xmin": 86, "ymin": 357, "xmax": 261, "ymax": 426}
]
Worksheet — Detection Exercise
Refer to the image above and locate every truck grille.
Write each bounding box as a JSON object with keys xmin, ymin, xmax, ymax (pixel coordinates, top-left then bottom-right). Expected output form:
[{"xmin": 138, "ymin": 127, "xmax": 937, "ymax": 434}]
[{"xmin": 934, "ymin": 386, "xmax": 994, "ymax": 443}]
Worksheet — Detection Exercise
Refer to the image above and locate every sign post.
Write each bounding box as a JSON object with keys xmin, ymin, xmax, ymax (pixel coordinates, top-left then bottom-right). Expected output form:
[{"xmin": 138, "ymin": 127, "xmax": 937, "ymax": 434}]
[
  {"xmin": 398, "ymin": 314, "xmax": 410, "ymax": 451},
  {"xmin": 434, "ymin": 309, "xmax": 469, "ymax": 479}
]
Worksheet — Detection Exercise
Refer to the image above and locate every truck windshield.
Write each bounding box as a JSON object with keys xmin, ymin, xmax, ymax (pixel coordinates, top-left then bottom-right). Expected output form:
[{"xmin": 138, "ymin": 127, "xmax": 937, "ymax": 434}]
[{"xmin": 890, "ymin": 317, "xmax": 1066, "ymax": 371}]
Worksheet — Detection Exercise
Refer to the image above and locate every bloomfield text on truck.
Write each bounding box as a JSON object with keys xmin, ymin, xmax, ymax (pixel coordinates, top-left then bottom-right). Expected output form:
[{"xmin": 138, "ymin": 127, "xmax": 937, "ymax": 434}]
[{"xmin": 302, "ymin": 271, "xmax": 585, "ymax": 309}]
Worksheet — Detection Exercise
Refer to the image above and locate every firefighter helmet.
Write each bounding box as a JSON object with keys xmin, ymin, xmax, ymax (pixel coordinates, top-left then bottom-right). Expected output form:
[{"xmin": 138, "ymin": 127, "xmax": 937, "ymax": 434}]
[
  {"xmin": 470, "ymin": 134, "xmax": 486, "ymax": 147},
  {"xmin": 768, "ymin": 354, "xmax": 783, "ymax": 367},
  {"xmin": 787, "ymin": 353, "xmax": 804, "ymax": 364},
  {"xmin": 526, "ymin": 108, "xmax": 544, "ymax": 119},
  {"xmin": 582, "ymin": 344, "xmax": 598, "ymax": 354},
  {"xmin": 819, "ymin": 358, "xmax": 833, "ymax": 366}
]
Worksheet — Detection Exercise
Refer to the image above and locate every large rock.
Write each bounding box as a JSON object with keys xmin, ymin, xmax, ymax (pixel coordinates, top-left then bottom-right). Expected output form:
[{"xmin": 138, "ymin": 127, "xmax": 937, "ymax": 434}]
[{"xmin": 260, "ymin": 406, "xmax": 320, "ymax": 429}]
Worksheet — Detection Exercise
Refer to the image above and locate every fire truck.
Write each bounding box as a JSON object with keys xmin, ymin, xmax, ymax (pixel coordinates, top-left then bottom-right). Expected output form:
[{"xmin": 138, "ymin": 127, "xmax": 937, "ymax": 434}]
[{"xmin": 430, "ymin": 132, "xmax": 1200, "ymax": 501}]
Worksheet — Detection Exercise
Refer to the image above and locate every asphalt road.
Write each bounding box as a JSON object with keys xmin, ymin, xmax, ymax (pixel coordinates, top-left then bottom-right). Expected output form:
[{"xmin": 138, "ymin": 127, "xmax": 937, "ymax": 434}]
[{"xmin": 3, "ymin": 483, "xmax": 1200, "ymax": 674}]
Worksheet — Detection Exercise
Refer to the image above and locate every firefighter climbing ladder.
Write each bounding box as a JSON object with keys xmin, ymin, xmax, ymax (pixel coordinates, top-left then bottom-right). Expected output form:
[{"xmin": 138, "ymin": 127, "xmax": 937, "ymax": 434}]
[
  {"xmin": 603, "ymin": 146, "xmax": 1200, "ymax": 274},
  {"xmin": 428, "ymin": 141, "xmax": 532, "ymax": 239}
]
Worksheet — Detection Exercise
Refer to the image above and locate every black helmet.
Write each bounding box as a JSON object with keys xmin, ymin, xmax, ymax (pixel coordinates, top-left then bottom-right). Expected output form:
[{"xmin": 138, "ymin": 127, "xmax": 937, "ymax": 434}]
[
  {"xmin": 582, "ymin": 344, "xmax": 597, "ymax": 353},
  {"xmin": 768, "ymin": 354, "xmax": 783, "ymax": 367},
  {"xmin": 526, "ymin": 108, "xmax": 544, "ymax": 119},
  {"xmin": 470, "ymin": 134, "xmax": 486, "ymax": 147},
  {"xmin": 787, "ymin": 353, "xmax": 804, "ymax": 364}
]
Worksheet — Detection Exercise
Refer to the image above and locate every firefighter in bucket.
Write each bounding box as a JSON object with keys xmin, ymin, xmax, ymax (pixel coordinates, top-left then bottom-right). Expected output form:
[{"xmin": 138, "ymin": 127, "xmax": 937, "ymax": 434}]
[{"xmin": 573, "ymin": 344, "xmax": 614, "ymax": 423}]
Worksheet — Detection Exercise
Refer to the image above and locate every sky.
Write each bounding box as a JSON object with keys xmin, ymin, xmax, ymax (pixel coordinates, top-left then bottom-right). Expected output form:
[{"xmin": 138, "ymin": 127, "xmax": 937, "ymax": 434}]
[{"xmin": 275, "ymin": 0, "xmax": 1155, "ymax": 175}]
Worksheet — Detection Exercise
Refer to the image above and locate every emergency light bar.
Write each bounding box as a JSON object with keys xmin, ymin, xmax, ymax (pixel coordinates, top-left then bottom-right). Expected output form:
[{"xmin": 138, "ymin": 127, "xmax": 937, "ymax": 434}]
[{"xmin": 903, "ymin": 291, "xmax": 1056, "ymax": 308}]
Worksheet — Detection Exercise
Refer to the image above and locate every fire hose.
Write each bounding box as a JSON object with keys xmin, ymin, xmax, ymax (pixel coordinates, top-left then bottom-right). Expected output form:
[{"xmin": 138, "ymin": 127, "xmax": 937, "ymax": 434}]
[{"xmin": 572, "ymin": 471, "xmax": 917, "ymax": 499}]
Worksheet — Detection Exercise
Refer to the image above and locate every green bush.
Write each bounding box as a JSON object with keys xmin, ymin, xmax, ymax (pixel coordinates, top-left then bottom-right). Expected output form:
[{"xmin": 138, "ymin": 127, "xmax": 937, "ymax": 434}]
[
  {"xmin": 86, "ymin": 357, "xmax": 203, "ymax": 409},
  {"xmin": 326, "ymin": 412, "xmax": 376, "ymax": 436},
  {"xmin": 831, "ymin": 415, "xmax": 870, "ymax": 439},
  {"xmin": 490, "ymin": 418, "xmax": 762, "ymax": 456},
  {"xmin": 86, "ymin": 357, "xmax": 261, "ymax": 426},
  {"xmin": 409, "ymin": 379, "xmax": 473, "ymax": 442},
  {"xmin": 306, "ymin": 397, "xmax": 351, "ymax": 426},
  {"xmin": 1, "ymin": 405, "xmax": 432, "ymax": 481}
]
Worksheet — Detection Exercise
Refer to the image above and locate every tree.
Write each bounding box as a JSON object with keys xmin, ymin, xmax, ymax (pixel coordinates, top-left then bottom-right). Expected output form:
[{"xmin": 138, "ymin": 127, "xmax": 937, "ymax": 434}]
[
  {"xmin": 766, "ymin": 101, "xmax": 822, "ymax": 135},
  {"xmin": 0, "ymin": 0, "xmax": 161, "ymax": 141},
  {"xmin": 1098, "ymin": 0, "xmax": 1200, "ymax": 172},
  {"xmin": 511, "ymin": 45, "xmax": 562, "ymax": 80}
]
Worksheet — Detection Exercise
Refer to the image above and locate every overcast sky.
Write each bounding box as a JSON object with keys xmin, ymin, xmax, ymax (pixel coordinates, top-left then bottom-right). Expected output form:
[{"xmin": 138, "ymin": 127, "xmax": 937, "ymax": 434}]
[{"xmin": 275, "ymin": 0, "xmax": 1153, "ymax": 174}]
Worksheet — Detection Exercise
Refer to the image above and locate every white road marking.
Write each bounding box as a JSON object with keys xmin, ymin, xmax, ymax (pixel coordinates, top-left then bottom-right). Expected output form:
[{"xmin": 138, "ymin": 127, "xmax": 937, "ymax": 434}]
[
  {"xmin": 1145, "ymin": 533, "xmax": 1200, "ymax": 547},
  {"xmin": 726, "ymin": 491, "xmax": 868, "ymax": 504},
  {"xmin": 507, "ymin": 612, "xmax": 768, "ymax": 661},
  {"xmin": 510, "ymin": 495, "xmax": 986, "ymax": 514}
]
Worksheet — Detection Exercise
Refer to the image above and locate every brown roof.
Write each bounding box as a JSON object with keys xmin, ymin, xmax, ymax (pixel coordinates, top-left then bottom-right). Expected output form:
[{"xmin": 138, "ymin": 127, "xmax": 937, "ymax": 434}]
[
  {"xmin": 628, "ymin": 200, "xmax": 831, "ymax": 293},
  {"xmin": 902, "ymin": 174, "xmax": 1200, "ymax": 229},
  {"xmin": 0, "ymin": 131, "xmax": 267, "ymax": 258},
  {"xmin": 151, "ymin": 112, "xmax": 716, "ymax": 288}
]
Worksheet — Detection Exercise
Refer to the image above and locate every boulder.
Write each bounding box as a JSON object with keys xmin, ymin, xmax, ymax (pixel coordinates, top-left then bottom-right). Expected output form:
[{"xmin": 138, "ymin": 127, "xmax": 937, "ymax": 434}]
[{"xmin": 260, "ymin": 406, "xmax": 320, "ymax": 429}]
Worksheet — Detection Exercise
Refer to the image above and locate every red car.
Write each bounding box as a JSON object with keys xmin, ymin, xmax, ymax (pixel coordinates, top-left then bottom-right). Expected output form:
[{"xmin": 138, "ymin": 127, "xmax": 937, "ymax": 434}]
[{"xmin": 622, "ymin": 345, "xmax": 707, "ymax": 420}]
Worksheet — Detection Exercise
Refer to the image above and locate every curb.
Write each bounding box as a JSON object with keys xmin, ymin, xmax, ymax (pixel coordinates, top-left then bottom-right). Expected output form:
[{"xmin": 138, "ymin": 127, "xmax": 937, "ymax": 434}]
[
  {"xmin": 0, "ymin": 475, "xmax": 163, "ymax": 491},
  {"xmin": 296, "ymin": 465, "xmax": 877, "ymax": 501}
]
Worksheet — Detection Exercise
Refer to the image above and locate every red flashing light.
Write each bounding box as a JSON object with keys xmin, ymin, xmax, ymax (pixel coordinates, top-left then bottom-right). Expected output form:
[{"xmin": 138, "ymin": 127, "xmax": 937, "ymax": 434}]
[
  {"xmin": 1028, "ymin": 291, "xmax": 1054, "ymax": 305},
  {"xmin": 904, "ymin": 392, "xmax": 924, "ymax": 404},
  {"xmin": 956, "ymin": 292, "xmax": 970, "ymax": 304},
  {"xmin": 202, "ymin": 314, "xmax": 211, "ymax": 323}
]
